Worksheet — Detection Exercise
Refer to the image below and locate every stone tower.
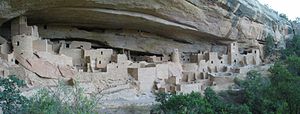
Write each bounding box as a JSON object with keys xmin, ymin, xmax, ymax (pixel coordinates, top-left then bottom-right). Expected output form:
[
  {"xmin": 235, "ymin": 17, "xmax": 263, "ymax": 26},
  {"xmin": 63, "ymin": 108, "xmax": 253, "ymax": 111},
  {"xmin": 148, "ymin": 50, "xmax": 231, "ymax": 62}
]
[
  {"xmin": 171, "ymin": 49, "xmax": 180, "ymax": 63},
  {"xmin": 11, "ymin": 16, "xmax": 39, "ymax": 59},
  {"xmin": 228, "ymin": 42, "xmax": 239, "ymax": 65}
]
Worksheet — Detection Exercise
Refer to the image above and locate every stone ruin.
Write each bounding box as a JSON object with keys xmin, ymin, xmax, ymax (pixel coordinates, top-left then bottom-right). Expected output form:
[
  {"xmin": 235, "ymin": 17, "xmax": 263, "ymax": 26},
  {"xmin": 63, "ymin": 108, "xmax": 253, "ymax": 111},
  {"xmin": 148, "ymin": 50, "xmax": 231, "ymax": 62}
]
[{"xmin": 0, "ymin": 16, "xmax": 264, "ymax": 95}]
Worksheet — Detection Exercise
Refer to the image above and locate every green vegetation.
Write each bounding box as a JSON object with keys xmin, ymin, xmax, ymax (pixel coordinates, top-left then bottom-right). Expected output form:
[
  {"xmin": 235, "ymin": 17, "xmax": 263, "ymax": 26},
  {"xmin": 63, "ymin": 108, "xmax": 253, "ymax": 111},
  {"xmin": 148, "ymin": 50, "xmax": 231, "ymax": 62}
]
[
  {"xmin": 154, "ymin": 35, "xmax": 300, "ymax": 114},
  {"xmin": 0, "ymin": 75, "xmax": 28, "ymax": 114},
  {"xmin": 281, "ymin": 35, "xmax": 300, "ymax": 59},
  {"xmin": 23, "ymin": 83, "xmax": 99, "ymax": 114},
  {"xmin": 153, "ymin": 92, "xmax": 213, "ymax": 114},
  {"xmin": 0, "ymin": 78, "xmax": 99, "ymax": 114},
  {"xmin": 264, "ymin": 34, "xmax": 275, "ymax": 57}
]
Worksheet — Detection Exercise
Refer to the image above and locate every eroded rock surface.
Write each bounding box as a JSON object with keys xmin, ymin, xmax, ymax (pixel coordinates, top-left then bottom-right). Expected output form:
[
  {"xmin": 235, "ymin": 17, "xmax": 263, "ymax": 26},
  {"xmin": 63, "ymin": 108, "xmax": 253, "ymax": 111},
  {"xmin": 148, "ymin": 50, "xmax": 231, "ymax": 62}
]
[
  {"xmin": 0, "ymin": 0, "xmax": 296, "ymax": 113},
  {"xmin": 0, "ymin": 0, "xmax": 293, "ymax": 49}
]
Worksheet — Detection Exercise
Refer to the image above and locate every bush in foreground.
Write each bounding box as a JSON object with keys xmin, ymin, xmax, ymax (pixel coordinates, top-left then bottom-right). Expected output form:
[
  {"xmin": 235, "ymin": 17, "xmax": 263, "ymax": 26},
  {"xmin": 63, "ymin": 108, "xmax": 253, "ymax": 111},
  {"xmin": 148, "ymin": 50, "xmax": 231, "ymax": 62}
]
[
  {"xmin": 23, "ymin": 82, "xmax": 99, "ymax": 114},
  {"xmin": 0, "ymin": 75, "xmax": 27, "ymax": 114}
]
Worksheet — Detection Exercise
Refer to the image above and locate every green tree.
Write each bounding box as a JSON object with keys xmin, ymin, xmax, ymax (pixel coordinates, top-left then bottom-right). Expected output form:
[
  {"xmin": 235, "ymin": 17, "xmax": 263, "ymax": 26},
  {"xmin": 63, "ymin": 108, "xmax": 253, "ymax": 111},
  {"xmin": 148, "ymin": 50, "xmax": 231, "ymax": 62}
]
[
  {"xmin": 154, "ymin": 92, "xmax": 213, "ymax": 114},
  {"xmin": 269, "ymin": 60, "xmax": 300, "ymax": 114},
  {"xmin": 23, "ymin": 81, "xmax": 99, "ymax": 114},
  {"xmin": 234, "ymin": 71, "xmax": 274, "ymax": 113},
  {"xmin": 0, "ymin": 75, "xmax": 28, "ymax": 114},
  {"xmin": 204, "ymin": 87, "xmax": 251, "ymax": 114},
  {"xmin": 264, "ymin": 35, "xmax": 275, "ymax": 57},
  {"xmin": 281, "ymin": 35, "xmax": 300, "ymax": 59}
]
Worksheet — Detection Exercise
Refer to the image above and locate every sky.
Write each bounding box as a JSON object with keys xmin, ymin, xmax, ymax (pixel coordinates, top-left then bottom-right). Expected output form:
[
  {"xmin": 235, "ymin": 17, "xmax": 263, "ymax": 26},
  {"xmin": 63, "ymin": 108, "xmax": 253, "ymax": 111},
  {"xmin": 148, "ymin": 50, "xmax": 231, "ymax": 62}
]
[{"xmin": 258, "ymin": 0, "xmax": 299, "ymax": 20}]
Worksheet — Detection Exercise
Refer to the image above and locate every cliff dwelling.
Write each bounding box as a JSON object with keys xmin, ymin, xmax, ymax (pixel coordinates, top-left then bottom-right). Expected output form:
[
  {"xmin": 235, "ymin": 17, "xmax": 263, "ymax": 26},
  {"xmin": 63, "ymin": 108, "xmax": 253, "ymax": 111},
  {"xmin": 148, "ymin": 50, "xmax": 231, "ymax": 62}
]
[
  {"xmin": 0, "ymin": 0, "xmax": 295, "ymax": 113},
  {"xmin": 0, "ymin": 16, "xmax": 266, "ymax": 94}
]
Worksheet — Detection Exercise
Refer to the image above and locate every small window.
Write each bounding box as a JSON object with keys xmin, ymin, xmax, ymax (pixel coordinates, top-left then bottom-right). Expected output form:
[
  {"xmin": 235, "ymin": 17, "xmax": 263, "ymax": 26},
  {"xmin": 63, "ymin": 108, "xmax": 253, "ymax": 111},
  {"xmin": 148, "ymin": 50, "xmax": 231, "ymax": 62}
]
[
  {"xmin": 211, "ymin": 61, "xmax": 213, "ymax": 64},
  {"xmin": 15, "ymin": 60, "xmax": 19, "ymax": 65},
  {"xmin": 20, "ymin": 53, "xmax": 23, "ymax": 55},
  {"xmin": 116, "ymin": 66, "xmax": 118, "ymax": 68},
  {"xmin": 233, "ymin": 43, "xmax": 235, "ymax": 46},
  {"xmin": 99, "ymin": 61, "xmax": 101, "ymax": 64},
  {"xmin": 16, "ymin": 41, "xmax": 20, "ymax": 46},
  {"xmin": 221, "ymin": 61, "xmax": 223, "ymax": 64},
  {"xmin": 101, "ymin": 51, "xmax": 103, "ymax": 55},
  {"xmin": 66, "ymin": 44, "xmax": 70, "ymax": 48},
  {"xmin": 234, "ymin": 60, "xmax": 237, "ymax": 63},
  {"xmin": 187, "ymin": 59, "xmax": 190, "ymax": 61},
  {"xmin": 44, "ymin": 25, "xmax": 48, "ymax": 29},
  {"xmin": 255, "ymin": 50, "xmax": 257, "ymax": 54},
  {"xmin": 109, "ymin": 61, "xmax": 111, "ymax": 63}
]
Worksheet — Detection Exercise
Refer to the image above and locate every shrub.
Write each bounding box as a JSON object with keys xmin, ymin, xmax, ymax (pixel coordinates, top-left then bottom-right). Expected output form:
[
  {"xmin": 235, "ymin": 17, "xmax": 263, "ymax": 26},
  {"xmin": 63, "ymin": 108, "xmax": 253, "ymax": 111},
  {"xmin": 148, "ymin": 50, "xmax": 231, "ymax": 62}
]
[
  {"xmin": 153, "ymin": 92, "xmax": 213, "ymax": 114},
  {"xmin": 264, "ymin": 34, "xmax": 275, "ymax": 57},
  {"xmin": 281, "ymin": 35, "xmax": 300, "ymax": 59},
  {"xmin": 0, "ymin": 75, "xmax": 28, "ymax": 114},
  {"xmin": 23, "ymin": 81, "xmax": 99, "ymax": 114}
]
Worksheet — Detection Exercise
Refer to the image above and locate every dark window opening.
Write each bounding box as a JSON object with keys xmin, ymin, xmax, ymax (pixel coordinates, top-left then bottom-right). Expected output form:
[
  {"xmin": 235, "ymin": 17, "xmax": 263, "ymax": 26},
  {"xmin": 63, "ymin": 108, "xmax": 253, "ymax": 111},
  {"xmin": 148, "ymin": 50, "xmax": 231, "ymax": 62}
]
[
  {"xmin": 66, "ymin": 44, "xmax": 70, "ymax": 48},
  {"xmin": 20, "ymin": 53, "xmax": 23, "ymax": 55},
  {"xmin": 44, "ymin": 25, "xmax": 48, "ymax": 29},
  {"xmin": 109, "ymin": 61, "xmax": 111, "ymax": 63},
  {"xmin": 187, "ymin": 59, "xmax": 190, "ymax": 61},
  {"xmin": 16, "ymin": 41, "xmax": 19, "ymax": 46},
  {"xmin": 221, "ymin": 61, "xmax": 223, "ymax": 64},
  {"xmin": 116, "ymin": 66, "xmax": 118, "ymax": 68},
  {"xmin": 15, "ymin": 60, "xmax": 19, "ymax": 65},
  {"xmin": 99, "ymin": 61, "xmax": 101, "ymax": 64},
  {"xmin": 211, "ymin": 61, "xmax": 213, "ymax": 64},
  {"xmin": 101, "ymin": 51, "xmax": 103, "ymax": 55},
  {"xmin": 255, "ymin": 50, "xmax": 257, "ymax": 54},
  {"xmin": 234, "ymin": 60, "xmax": 237, "ymax": 63}
]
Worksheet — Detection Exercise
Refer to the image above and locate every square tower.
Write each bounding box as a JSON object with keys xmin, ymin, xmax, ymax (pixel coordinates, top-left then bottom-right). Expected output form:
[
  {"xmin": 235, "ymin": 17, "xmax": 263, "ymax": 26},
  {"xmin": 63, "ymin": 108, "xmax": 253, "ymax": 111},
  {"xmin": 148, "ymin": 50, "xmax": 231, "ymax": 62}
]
[{"xmin": 228, "ymin": 42, "xmax": 239, "ymax": 65}]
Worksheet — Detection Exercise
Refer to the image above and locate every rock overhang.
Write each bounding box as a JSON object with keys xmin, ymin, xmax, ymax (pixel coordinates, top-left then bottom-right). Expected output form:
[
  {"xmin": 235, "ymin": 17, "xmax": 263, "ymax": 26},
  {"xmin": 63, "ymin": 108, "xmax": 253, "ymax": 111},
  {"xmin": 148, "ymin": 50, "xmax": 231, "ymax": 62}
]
[{"xmin": 0, "ymin": 0, "xmax": 293, "ymax": 50}]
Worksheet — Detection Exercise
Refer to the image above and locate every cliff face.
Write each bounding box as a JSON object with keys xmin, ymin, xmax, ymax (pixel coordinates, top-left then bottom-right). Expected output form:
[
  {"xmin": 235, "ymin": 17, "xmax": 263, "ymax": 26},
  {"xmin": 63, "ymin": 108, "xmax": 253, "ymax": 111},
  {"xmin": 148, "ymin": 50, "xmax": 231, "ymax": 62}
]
[
  {"xmin": 0, "ymin": 0, "xmax": 294, "ymax": 112},
  {"xmin": 0, "ymin": 0, "xmax": 293, "ymax": 54}
]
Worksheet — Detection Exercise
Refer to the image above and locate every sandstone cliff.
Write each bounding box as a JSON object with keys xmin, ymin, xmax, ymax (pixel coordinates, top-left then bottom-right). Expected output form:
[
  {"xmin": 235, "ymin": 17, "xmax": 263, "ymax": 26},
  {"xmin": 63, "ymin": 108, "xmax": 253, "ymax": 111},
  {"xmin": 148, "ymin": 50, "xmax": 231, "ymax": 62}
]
[
  {"xmin": 0, "ymin": 0, "xmax": 295, "ymax": 113},
  {"xmin": 0, "ymin": 0, "xmax": 293, "ymax": 55}
]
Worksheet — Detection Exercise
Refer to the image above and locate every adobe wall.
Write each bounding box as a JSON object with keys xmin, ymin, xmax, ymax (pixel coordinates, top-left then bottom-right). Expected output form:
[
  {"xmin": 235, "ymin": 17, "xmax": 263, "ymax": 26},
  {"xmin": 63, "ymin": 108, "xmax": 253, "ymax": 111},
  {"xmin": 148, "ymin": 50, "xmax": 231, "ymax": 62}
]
[
  {"xmin": 179, "ymin": 83, "xmax": 201, "ymax": 94},
  {"xmin": 0, "ymin": 42, "xmax": 10, "ymax": 54},
  {"xmin": 33, "ymin": 40, "xmax": 48, "ymax": 52},
  {"xmin": 12, "ymin": 35, "xmax": 33, "ymax": 58},
  {"xmin": 35, "ymin": 51, "xmax": 73, "ymax": 66},
  {"xmin": 156, "ymin": 64, "xmax": 168, "ymax": 79},
  {"xmin": 70, "ymin": 41, "xmax": 91, "ymax": 49},
  {"xmin": 84, "ymin": 49, "xmax": 113, "ymax": 69},
  {"xmin": 11, "ymin": 16, "xmax": 39, "ymax": 39},
  {"xmin": 171, "ymin": 49, "xmax": 180, "ymax": 63},
  {"xmin": 59, "ymin": 48, "xmax": 83, "ymax": 66},
  {"xmin": 111, "ymin": 54, "xmax": 128, "ymax": 63},
  {"xmin": 129, "ymin": 67, "xmax": 156, "ymax": 93},
  {"xmin": 228, "ymin": 42, "xmax": 239, "ymax": 65}
]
